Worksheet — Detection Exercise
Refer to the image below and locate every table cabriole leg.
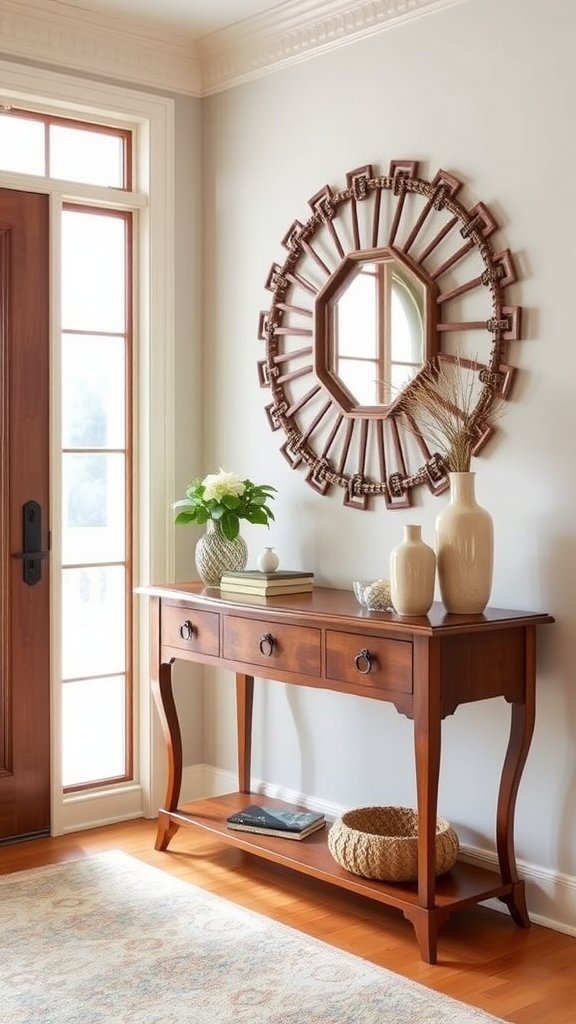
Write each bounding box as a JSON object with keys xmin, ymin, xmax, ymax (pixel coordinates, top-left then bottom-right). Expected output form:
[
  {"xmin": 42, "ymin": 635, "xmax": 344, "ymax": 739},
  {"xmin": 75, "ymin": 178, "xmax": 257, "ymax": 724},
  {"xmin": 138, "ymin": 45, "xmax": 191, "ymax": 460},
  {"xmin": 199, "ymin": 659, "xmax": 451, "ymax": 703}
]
[
  {"xmin": 154, "ymin": 810, "xmax": 180, "ymax": 852},
  {"xmin": 499, "ymin": 883, "xmax": 530, "ymax": 927},
  {"xmin": 495, "ymin": 626, "xmax": 536, "ymax": 926},
  {"xmin": 151, "ymin": 658, "xmax": 182, "ymax": 851}
]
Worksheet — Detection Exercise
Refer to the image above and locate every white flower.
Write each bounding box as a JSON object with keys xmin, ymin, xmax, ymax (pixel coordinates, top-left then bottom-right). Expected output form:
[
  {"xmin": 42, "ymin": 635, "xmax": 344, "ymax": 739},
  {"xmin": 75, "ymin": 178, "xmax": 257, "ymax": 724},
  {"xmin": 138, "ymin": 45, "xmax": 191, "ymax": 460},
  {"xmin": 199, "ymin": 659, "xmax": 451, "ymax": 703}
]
[{"xmin": 202, "ymin": 468, "xmax": 246, "ymax": 503}]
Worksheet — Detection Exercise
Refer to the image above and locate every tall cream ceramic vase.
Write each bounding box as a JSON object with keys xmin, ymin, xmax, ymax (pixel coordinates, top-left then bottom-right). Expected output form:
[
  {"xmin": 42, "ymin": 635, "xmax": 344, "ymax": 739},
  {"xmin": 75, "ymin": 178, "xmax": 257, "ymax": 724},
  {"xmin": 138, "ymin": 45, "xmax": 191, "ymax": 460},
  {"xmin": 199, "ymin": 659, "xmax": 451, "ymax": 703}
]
[
  {"xmin": 389, "ymin": 524, "xmax": 436, "ymax": 616},
  {"xmin": 435, "ymin": 472, "xmax": 493, "ymax": 614}
]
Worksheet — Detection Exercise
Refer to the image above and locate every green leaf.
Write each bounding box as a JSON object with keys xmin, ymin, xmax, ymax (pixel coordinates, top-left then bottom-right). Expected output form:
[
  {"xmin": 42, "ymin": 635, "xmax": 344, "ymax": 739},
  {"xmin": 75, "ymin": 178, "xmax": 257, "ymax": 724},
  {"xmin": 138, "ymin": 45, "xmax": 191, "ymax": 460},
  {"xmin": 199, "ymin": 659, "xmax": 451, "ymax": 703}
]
[
  {"xmin": 174, "ymin": 510, "xmax": 196, "ymax": 524},
  {"xmin": 247, "ymin": 508, "xmax": 270, "ymax": 526},
  {"xmin": 221, "ymin": 494, "xmax": 241, "ymax": 510},
  {"xmin": 220, "ymin": 511, "xmax": 240, "ymax": 541}
]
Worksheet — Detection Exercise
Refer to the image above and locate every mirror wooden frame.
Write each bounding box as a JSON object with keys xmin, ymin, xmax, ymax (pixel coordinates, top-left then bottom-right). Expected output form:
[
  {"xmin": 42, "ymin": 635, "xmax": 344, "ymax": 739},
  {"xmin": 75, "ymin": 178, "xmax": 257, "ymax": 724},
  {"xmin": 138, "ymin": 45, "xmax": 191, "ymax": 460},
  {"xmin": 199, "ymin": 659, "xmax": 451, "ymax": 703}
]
[{"xmin": 258, "ymin": 160, "xmax": 521, "ymax": 510}]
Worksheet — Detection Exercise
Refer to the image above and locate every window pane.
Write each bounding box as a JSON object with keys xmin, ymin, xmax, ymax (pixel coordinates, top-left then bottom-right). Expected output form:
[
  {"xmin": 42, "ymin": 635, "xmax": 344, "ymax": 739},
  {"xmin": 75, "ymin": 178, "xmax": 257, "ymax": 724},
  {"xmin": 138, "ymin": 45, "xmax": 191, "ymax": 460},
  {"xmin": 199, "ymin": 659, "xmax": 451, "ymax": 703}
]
[
  {"xmin": 62, "ymin": 453, "xmax": 125, "ymax": 565},
  {"xmin": 337, "ymin": 359, "xmax": 378, "ymax": 405},
  {"xmin": 62, "ymin": 566, "xmax": 125, "ymax": 679},
  {"xmin": 0, "ymin": 115, "xmax": 45, "ymax": 175},
  {"xmin": 62, "ymin": 676, "xmax": 126, "ymax": 786},
  {"xmin": 391, "ymin": 284, "xmax": 423, "ymax": 364},
  {"xmin": 50, "ymin": 125, "xmax": 124, "ymax": 187},
  {"xmin": 62, "ymin": 334, "xmax": 125, "ymax": 448},
  {"xmin": 391, "ymin": 362, "xmax": 418, "ymax": 394},
  {"xmin": 337, "ymin": 273, "xmax": 377, "ymax": 358},
  {"xmin": 61, "ymin": 210, "xmax": 126, "ymax": 333}
]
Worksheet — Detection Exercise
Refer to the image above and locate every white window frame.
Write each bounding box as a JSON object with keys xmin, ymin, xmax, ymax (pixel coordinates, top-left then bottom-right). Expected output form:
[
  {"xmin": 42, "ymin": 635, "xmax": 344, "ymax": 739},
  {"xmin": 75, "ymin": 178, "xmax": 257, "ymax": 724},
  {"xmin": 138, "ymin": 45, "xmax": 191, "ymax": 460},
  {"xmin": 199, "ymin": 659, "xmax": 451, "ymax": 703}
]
[{"xmin": 0, "ymin": 59, "xmax": 175, "ymax": 836}]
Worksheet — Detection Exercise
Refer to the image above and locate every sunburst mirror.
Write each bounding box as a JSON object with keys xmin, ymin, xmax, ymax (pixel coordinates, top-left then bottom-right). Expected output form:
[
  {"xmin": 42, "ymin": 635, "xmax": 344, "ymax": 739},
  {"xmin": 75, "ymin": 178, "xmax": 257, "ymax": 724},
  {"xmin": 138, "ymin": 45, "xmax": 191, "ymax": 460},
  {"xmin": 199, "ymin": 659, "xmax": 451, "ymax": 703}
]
[{"xmin": 258, "ymin": 160, "xmax": 521, "ymax": 510}]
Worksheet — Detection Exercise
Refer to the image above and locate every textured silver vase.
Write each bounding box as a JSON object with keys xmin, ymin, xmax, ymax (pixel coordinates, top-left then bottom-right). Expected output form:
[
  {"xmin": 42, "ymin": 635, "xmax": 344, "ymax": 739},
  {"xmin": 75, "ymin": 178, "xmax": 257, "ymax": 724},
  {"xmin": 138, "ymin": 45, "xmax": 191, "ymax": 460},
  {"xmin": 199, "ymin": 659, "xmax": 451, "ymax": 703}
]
[{"xmin": 194, "ymin": 520, "xmax": 248, "ymax": 587}]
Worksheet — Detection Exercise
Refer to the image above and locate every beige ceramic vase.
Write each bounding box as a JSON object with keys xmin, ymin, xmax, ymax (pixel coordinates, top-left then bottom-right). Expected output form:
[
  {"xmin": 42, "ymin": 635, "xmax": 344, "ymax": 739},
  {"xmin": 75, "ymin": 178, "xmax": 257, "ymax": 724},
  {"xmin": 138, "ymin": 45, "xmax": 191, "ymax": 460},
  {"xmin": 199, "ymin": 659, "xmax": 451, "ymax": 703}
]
[
  {"xmin": 435, "ymin": 472, "xmax": 493, "ymax": 614},
  {"xmin": 389, "ymin": 524, "xmax": 436, "ymax": 616}
]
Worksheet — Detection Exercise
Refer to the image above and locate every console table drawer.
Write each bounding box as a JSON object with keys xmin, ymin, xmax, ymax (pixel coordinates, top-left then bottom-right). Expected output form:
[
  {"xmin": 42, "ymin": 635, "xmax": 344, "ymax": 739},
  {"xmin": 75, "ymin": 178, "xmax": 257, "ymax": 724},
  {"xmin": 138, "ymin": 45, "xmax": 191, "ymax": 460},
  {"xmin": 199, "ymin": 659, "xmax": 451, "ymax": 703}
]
[
  {"xmin": 162, "ymin": 603, "xmax": 220, "ymax": 657},
  {"xmin": 325, "ymin": 630, "xmax": 413, "ymax": 693},
  {"xmin": 223, "ymin": 616, "xmax": 321, "ymax": 676}
]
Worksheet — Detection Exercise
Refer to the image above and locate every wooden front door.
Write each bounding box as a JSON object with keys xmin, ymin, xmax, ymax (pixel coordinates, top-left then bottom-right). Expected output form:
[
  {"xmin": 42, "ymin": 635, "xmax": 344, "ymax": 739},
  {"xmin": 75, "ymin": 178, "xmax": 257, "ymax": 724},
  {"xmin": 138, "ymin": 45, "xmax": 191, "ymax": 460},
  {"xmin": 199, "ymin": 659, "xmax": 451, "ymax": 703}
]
[{"xmin": 0, "ymin": 188, "xmax": 50, "ymax": 841}]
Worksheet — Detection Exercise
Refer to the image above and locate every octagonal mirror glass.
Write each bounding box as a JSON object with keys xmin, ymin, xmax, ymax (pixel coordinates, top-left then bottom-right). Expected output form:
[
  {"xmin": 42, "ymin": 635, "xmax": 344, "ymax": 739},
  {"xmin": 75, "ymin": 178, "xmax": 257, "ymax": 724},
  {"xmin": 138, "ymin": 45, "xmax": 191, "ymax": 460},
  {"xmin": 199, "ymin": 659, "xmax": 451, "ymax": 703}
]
[{"xmin": 314, "ymin": 247, "xmax": 433, "ymax": 415}]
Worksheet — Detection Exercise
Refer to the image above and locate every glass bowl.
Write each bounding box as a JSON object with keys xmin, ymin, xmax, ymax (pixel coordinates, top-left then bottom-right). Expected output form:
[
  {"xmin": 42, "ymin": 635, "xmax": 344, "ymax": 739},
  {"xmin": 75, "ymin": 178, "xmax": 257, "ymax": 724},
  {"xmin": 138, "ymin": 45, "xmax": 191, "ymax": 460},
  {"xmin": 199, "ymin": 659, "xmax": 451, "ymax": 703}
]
[{"xmin": 352, "ymin": 579, "xmax": 393, "ymax": 611}]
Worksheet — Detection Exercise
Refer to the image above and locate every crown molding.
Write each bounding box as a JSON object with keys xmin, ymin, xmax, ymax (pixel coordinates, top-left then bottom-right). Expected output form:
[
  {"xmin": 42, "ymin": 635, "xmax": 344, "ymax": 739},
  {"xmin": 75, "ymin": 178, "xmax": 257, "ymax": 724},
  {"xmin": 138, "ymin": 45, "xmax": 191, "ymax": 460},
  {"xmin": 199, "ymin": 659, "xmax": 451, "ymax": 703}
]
[
  {"xmin": 198, "ymin": 0, "xmax": 468, "ymax": 96},
  {"xmin": 0, "ymin": 0, "xmax": 201, "ymax": 96},
  {"xmin": 0, "ymin": 0, "xmax": 467, "ymax": 98}
]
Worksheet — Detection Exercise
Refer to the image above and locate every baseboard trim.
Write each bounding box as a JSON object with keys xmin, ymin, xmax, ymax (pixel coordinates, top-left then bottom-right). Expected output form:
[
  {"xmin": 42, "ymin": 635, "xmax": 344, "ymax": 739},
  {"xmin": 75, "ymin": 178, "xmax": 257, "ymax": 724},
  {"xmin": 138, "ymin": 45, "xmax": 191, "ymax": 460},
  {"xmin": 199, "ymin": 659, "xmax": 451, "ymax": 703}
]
[
  {"xmin": 59, "ymin": 783, "xmax": 145, "ymax": 835},
  {"xmin": 458, "ymin": 845, "xmax": 576, "ymax": 939}
]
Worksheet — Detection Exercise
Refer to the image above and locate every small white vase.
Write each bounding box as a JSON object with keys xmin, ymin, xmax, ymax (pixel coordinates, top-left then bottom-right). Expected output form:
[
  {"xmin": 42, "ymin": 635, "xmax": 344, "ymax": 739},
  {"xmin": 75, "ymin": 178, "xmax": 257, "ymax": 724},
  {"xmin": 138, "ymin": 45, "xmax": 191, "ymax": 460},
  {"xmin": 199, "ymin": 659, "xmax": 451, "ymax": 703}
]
[
  {"xmin": 435, "ymin": 472, "xmax": 493, "ymax": 614},
  {"xmin": 257, "ymin": 546, "xmax": 280, "ymax": 572},
  {"xmin": 389, "ymin": 524, "xmax": 436, "ymax": 616}
]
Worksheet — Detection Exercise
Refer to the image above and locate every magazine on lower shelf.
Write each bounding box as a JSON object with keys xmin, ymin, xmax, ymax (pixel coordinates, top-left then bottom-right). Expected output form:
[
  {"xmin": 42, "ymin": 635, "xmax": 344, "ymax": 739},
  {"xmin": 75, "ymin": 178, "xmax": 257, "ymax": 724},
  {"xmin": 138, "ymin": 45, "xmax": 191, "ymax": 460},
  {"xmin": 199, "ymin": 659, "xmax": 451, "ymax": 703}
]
[
  {"xmin": 226, "ymin": 804, "xmax": 325, "ymax": 840},
  {"xmin": 226, "ymin": 818, "xmax": 326, "ymax": 840}
]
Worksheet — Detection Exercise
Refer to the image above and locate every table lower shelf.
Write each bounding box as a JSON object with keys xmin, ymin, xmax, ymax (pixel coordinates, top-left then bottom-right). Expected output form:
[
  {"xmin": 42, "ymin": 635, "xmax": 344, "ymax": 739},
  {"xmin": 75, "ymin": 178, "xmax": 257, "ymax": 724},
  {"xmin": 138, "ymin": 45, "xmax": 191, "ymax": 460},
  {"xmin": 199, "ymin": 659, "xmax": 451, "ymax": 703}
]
[{"xmin": 155, "ymin": 791, "xmax": 515, "ymax": 915}]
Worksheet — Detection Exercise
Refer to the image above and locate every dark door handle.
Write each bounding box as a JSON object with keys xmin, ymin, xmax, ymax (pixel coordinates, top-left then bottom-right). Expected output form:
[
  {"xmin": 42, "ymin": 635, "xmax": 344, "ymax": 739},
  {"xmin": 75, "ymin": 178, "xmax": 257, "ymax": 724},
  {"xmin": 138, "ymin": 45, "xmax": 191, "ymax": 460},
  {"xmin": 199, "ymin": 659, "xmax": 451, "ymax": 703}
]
[
  {"xmin": 354, "ymin": 648, "xmax": 373, "ymax": 674},
  {"xmin": 12, "ymin": 500, "xmax": 49, "ymax": 585},
  {"xmin": 258, "ymin": 633, "xmax": 275, "ymax": 656}
]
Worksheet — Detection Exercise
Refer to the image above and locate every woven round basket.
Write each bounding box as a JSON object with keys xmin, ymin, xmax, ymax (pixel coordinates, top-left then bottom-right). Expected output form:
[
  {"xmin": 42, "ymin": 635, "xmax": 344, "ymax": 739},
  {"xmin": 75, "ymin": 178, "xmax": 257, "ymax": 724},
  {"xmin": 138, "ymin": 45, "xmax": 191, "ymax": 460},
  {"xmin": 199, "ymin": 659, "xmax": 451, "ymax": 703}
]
[{"xmin": 327, "ymin": 806, "xmax": 459, "ymax": 882}]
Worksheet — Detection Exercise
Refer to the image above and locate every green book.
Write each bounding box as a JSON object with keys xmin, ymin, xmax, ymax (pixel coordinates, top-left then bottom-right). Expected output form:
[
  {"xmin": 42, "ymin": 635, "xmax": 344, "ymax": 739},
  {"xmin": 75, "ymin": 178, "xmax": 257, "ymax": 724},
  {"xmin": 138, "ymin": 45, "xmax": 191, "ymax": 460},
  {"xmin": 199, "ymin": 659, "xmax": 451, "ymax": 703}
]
[{"xmin": 220, "ymin": 570, "xmax": 313, "ymax": 582}]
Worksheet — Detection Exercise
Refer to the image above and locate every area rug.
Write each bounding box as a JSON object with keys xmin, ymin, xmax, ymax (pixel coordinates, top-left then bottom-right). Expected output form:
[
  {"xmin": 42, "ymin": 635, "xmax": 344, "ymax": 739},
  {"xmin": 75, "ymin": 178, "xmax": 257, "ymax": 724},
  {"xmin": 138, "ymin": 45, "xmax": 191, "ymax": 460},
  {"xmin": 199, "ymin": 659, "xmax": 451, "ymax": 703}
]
[{"xmin": 0, "ymin": 851, "xmax": 506, "ymax": 1024}]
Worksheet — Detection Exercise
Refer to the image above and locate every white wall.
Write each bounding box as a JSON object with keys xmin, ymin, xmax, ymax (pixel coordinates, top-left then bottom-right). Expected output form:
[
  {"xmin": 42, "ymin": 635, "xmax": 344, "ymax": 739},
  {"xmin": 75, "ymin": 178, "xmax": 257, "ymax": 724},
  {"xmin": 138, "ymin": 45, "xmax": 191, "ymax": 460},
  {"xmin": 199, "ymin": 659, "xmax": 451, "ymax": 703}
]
[{"xmin": 196, "ymin": 0, "xmax": 576, "ymax": 929}]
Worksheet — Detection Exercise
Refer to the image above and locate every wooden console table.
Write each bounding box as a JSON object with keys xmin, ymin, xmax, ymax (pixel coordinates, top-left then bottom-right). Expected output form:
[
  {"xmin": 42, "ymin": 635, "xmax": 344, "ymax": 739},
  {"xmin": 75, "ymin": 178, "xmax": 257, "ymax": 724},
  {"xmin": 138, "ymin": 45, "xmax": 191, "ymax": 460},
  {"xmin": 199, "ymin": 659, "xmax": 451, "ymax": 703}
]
[{"xmin": 142, "ymin": 582, "xmax": 553, "ymax": 963}]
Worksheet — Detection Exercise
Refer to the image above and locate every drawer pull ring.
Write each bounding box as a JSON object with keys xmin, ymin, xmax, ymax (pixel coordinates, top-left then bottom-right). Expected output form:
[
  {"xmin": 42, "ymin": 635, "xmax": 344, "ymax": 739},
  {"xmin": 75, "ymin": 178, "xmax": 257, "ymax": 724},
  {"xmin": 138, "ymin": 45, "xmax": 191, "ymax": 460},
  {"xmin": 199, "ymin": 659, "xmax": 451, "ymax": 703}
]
[
  {"xmin": 259, "ymin": 632, "xmax": 275, "ymax": 656},
  {"xmin": 355, "ymin": 648, "xmax": 373, "ymax": 674},
  {"xmin": 179, "ymin": 620, "xmax": 195, "ymax": 641}
]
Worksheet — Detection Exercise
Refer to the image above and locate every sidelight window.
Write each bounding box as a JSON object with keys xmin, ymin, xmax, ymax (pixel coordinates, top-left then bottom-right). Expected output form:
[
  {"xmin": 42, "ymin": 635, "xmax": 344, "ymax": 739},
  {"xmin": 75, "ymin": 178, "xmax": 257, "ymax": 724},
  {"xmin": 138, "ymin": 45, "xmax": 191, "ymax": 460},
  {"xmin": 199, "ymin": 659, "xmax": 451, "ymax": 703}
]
[{"xmin": 60, "ymin": 206, "xmax": 132, "ymax": 789}]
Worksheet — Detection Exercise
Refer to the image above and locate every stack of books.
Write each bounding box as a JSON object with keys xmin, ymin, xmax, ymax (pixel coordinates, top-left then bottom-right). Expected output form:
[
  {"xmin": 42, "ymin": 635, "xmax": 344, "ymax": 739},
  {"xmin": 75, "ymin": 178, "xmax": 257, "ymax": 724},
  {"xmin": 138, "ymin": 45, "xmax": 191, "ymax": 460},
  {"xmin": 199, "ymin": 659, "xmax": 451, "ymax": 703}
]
[
  {"xmin": 219, "ymin": 570, "xmax": 314, "ymax": 596},
  {"xmin": 226, "ymin": 804, "xmax": 325, "ymax": 841}
]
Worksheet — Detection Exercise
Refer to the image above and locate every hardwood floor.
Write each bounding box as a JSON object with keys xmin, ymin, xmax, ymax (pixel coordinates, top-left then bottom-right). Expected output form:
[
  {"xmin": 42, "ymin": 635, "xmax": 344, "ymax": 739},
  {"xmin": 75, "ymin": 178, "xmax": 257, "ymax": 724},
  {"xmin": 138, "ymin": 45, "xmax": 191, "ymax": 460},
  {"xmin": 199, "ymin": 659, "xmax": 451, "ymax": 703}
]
[{"xmin": 1, "ymin": 817, "xmax": 574, "ymax": 1023}]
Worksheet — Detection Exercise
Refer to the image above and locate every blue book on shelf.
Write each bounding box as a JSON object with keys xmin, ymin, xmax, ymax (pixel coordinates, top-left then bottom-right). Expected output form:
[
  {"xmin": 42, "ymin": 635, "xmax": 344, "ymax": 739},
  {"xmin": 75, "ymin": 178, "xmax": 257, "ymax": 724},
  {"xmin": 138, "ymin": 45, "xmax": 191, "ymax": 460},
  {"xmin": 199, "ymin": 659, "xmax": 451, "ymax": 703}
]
[{"xmin": 226, "ymin": 804, "xmax": 324, "ymax": 832}]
